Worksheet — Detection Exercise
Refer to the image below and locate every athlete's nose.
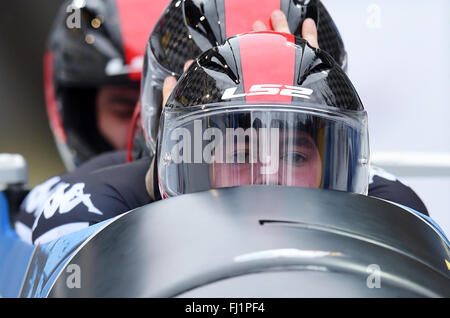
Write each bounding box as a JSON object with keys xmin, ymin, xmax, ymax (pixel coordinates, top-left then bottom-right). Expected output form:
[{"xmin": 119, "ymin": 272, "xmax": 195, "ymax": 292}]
[{"xmin": 252, "ymin": 161, "xmax": 280, "ymax": 185}]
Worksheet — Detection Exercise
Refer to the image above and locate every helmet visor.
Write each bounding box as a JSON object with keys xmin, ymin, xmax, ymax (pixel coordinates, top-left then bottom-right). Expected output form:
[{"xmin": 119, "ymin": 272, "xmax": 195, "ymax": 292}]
[{"xmin": 158, "ymin": 105, "xmax": 369, "ymax": 197}]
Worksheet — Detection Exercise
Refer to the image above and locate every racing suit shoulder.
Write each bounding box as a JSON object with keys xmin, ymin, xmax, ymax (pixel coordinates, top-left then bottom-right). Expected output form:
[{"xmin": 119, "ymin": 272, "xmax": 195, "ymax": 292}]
[
  {"xmin": 75, "ymin": 150, "xmax": 126, "ymax": 173},
  {"xmin": 14, "ymin": 150, "xmax": 128, "ymax": 243},
  {"xmin": 17, "ymin": 157, "xmax": 151, "ymax": 245},
  {"xmin": 367, "ymin": 166, "xmax": 429, "ymax": 216}
]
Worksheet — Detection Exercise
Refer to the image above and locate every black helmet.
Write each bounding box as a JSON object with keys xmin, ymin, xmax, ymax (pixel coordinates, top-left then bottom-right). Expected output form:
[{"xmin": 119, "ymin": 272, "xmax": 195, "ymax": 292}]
[
  {"xmin": 155, "ymin": 32, "xmax": 369, "ymax": 198},
  {"xmin": 139, "ymin": 0, "xmax": 347, "ymax": 157},
  {"xmin": 44, "ymin": 0, "xmax": 169, "ymax": 170}
]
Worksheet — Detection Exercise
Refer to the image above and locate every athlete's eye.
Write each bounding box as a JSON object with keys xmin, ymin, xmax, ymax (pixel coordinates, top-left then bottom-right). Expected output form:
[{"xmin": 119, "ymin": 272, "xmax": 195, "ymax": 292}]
[
  {"xmin": 109, "ymin": 103, "xmax": 135, "ymax": 119},
  {"xmin": 281, "ymin": 152, "xmax": 307, "ymax": 165}
]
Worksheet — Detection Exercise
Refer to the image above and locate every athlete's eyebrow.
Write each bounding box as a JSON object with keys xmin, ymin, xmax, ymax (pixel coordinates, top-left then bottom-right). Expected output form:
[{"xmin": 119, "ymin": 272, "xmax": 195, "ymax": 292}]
[
  {"xmin": 281, "ymin": 134, "xmax": 316, "ymax": 150},
  {"xmin": 226, "ymin": 131, "xmax": 317, "ymax": 151}
]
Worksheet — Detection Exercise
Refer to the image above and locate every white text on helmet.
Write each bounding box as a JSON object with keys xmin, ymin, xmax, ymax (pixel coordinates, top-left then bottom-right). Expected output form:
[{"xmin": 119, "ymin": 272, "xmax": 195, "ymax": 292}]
[{"xmin": 221, "ymin": 84, "xmax": 313, "ymax": 100}]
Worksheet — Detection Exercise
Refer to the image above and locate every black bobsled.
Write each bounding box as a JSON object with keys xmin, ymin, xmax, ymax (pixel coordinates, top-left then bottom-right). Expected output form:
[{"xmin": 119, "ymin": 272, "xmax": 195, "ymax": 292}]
[{"xmin": 18, "ymin": 186, "xmax": 449, "ymax": 298}]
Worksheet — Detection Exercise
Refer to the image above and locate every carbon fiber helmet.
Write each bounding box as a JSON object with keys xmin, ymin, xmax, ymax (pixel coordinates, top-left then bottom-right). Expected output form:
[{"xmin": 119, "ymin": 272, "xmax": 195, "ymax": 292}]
[
  {"xmin": 137, "ymin": 0, "xmax": 347, "ymax": 158},
  {"xmin": 155, "ymin": 32, "xmax": 369, "ymax": 198},
  {"xmin": 44, "ymin": 0, "xmax": 169, "ymax": 170}
]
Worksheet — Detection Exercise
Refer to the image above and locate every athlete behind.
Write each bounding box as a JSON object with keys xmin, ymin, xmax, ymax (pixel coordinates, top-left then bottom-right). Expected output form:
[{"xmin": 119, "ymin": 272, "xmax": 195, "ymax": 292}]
[{"xmin": 44, "ymin": 0, "xmax": 169, "ymax": 171}]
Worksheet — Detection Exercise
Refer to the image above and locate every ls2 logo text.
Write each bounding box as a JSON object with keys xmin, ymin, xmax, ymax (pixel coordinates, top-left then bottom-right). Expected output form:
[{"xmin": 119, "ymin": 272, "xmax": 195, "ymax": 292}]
[{"xmin": 222, "ymin": 84, "xmax": 313, "ymax": 100}]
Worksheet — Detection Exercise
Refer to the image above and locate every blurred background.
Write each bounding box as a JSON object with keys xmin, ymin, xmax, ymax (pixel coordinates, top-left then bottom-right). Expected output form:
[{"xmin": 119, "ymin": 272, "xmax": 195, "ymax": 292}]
[
  {"xmin": 323, "ymin": 0, "xmax": 450, "ymax": 235},
  {"xmin": 0, "ymin": 0, "xmax": 65, "ymax": 180},
  {"xmin": 0, "ymin": 0, "xmax": 448, "ymax": 234}
]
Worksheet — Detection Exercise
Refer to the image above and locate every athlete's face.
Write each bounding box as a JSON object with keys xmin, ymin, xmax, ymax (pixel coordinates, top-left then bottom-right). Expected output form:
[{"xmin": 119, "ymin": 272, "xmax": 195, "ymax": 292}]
[
  {"xmin": 210, "ymin": 130, "xmax": 322, "ymax": 188},
  {"xmin": 96, "ymin": 86, "xmax": 140, "ymax": 150}
]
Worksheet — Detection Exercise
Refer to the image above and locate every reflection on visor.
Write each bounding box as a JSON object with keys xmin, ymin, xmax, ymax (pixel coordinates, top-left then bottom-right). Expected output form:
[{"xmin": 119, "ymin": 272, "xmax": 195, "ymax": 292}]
[{"xmin": 159, "ymin": 107, "xmax": 369, "ymax": 196}]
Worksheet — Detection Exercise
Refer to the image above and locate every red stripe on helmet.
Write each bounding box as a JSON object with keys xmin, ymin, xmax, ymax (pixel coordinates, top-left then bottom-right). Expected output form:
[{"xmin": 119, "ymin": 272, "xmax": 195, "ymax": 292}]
[
  {"xmin": 43, "ymin": 51, "xmax": 66, "ymax": 142},
  {"xmin": 238, "ymin": 32, "xmax": 296, "ymax": 103},
  {"xmin": 115, "ymin": 0, "xmax": 168, "ymax": 81},
  {"xmin": 224, "ymin": 0, "xmax": 281, "ymax": 38}
]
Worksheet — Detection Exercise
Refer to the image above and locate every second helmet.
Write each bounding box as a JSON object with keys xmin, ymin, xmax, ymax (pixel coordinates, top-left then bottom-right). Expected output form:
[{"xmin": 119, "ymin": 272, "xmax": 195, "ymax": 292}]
[{"xmin": 139, "ymin": 0, "xmax": 347, "ymax": 156}]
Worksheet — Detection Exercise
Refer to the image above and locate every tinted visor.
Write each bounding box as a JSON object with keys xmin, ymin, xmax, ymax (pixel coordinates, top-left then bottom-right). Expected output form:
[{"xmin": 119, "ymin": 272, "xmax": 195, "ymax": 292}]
[{"xmin": 158, "ymin": 105, "xmax": 369, "ymax": 196}]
